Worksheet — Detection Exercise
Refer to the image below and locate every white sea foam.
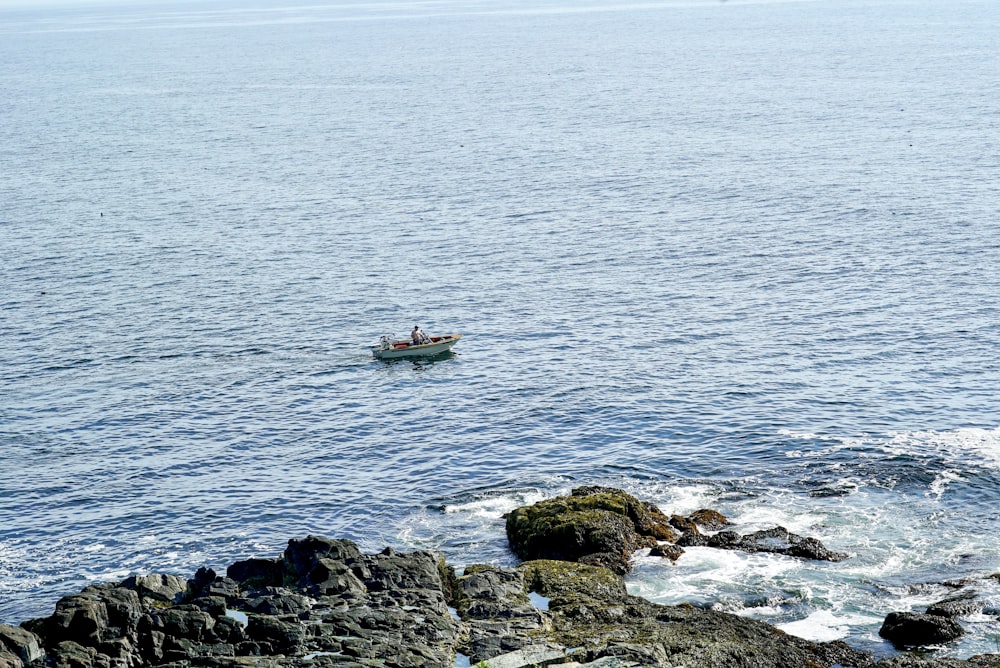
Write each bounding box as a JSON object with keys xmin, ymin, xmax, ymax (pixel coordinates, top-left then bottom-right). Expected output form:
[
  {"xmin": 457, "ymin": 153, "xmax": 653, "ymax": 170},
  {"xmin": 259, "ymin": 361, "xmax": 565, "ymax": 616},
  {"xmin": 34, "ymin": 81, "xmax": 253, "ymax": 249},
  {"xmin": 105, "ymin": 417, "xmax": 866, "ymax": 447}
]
[
  {"xmin": 928, "ymin": 470, "xmax": 962, "ymax": 499},
  {"xmin": 443, "ymin": 491, "xmax": 548, "ymax": 519},
  {"xmin": 0, "ymin": 542, "xmax": 24, "ymax": 576},
  {"xmin": 778, "ymin": 429, "xmax": 868, "ymax": 452},
  {"xmin": 778, "ymin": 610, "xmax": 881, "ymax": 643},
  {"xmin": 727, "ymin": 505, "xmax": 827, "ymax": 538},
  {"xmin": 629, "ymin": 547, "xmax": 801, "ymax": 606},
  {"xmin": 883, "ymin": 427, "xmax": 1000, "ymax": 469},
  {"xmin": 651, "ymin": 483, "xmax": 721, "ymax": 515}
]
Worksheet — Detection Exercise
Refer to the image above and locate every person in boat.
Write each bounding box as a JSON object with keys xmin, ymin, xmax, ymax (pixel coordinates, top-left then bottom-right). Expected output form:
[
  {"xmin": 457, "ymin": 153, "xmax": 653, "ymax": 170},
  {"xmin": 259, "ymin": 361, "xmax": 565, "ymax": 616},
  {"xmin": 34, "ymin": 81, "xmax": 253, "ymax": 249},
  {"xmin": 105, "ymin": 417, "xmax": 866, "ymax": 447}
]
[{"xmin": 411, "ymin": 325, "xmax": 430, "ymax": 345}]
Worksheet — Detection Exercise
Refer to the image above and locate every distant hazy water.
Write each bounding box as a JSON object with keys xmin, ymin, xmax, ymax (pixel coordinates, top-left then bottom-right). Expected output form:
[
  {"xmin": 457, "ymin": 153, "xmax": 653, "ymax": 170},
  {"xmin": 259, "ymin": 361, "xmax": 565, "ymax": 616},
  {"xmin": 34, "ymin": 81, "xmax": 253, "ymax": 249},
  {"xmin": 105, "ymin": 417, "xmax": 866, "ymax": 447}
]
[{"xmin": 2, "ymin": 0, "xmax": 1000, "ymax": 658}]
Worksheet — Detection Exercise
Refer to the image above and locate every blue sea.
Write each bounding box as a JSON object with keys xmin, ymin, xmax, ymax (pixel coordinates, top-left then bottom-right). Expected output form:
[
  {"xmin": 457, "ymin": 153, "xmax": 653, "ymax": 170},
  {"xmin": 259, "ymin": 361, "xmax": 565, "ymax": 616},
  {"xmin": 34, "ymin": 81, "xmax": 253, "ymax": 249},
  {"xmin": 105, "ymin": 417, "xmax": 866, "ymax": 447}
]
[{"xmin": 2, "ymin": 0, "xmax": 999, "ymax": 659}]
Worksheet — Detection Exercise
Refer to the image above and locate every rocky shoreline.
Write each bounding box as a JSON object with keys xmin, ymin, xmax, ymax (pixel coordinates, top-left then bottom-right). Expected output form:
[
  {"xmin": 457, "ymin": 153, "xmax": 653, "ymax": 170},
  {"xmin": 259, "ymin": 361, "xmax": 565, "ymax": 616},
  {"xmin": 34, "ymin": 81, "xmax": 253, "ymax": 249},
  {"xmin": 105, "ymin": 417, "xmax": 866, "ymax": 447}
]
[{"xmin": 2, "ymin": 487, "xmax": 997, "ymax": 668}]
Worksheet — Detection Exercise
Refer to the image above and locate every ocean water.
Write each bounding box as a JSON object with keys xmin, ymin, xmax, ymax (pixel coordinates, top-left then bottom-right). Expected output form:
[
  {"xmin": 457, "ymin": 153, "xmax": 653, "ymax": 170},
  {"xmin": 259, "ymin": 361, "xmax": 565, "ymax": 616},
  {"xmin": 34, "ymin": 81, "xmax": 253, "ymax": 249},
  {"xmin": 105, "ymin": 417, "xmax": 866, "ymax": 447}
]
[{"xmin": 2, "ymin": 0, "xmax": 1000, "ymax": 659}]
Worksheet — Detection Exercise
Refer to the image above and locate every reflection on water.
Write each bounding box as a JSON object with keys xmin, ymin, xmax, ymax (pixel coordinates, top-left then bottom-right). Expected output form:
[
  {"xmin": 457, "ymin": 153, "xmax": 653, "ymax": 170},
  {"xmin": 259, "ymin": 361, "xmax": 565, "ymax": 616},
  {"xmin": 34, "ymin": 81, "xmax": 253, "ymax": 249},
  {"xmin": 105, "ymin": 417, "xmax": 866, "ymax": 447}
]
[{"xmin": 2, "ymin": 0, "xmax": 1000, "ymax": 659}]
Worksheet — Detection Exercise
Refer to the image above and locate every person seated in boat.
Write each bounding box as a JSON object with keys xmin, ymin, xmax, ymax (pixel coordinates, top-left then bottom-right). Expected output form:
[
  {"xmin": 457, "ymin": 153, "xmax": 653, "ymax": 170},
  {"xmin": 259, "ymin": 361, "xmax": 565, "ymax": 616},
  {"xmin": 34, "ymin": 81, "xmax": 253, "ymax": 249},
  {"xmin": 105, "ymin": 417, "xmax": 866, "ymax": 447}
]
[{"xmin": 411, "ymin": 325, "xmax": 430, "ymax": 345}]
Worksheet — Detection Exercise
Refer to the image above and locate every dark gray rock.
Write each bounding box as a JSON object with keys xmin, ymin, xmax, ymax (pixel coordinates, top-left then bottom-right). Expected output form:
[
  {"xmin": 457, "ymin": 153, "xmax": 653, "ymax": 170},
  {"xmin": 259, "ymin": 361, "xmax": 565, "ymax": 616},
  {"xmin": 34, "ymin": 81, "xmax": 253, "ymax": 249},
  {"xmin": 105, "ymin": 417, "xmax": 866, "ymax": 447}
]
[
  {"xmin": 707, "ymin": 530, "xmax": 743, "ymax": 549},
  {"xmin": 245, "ymin": 615, "xmax": 305, "ymax": 655},
  {"xmin": 668, "ymin": 514, "xmax": 699, "ymax": 534},
  {"xmin": 190, "ymin": 595, "xmax": 228, "ymax": 617},
  {"xmin": 22, "ymin": 508, "xmax": 994, "ymax": 668},
  {"xmin": 188, "ymin": 566, "xmax": 217, "ymax": 595},
  {"xmin": 676, "ymin": 529, "xmax": 709, "ymax": 547},
  {"xmin": 668, "ymin": 509, "xmax": 731, "ymax": 536},
  {"xmin": 48, "ymin": 640, "xmax": 97, "ymax": 668},
  {"xmin": 282, "ymin": 537, "xmax": 362, "ymax": 587},
  {"xmin": 452, "ymin": 565, "xmax": 545, "ymax": 663},
  {"xmin": 227, "ymin": 558, "xmax": 283, "ymax": 589},
  {"xmin": 200, "ymin": 576, "xmax": 242, "ymax": 602},
  {"xmin": 926, "ymin": 592, "xmax": 982, "ymax": 618},
  {"xmin": 146, "ymin": 605, "xmax": 216, "ymax": 643},
  {"xmin": 47, "ymin": 593, "xmax": 110, "ymax": 647},
  {"xmin": 245, "ymin": 588, "xmax": 315, "ymax": 616},
  {"xmin": 80, "ymin": 586, "xmax": 142, "ymax": 640},
  {"xmin": 0, "ymin": 625, "xmax": 44, "ymax": 666},
  {"xmin": 359, "ymin": 549, "xmax": 445, "ymax": 592},
  {"xmin": 97, "ymin": 636, "xmax": 139, "ymax": 667},
  {"xmin": 210, "ymin": 615, "xmax": 245, "ymax": 645},
  {"xmin": 879, "ymin": 611, "xmax": 965, "ymax": 647},
  {"xmin": 649, "ymin": 544, "xmax": 685, "ymax": 561},
  {"xmin": 681, "ymin": 525, "xmax": 848, "ymax": 561},
  {"xmin": 456, "ymin": 566, "xmax": 529, "ymax": 608},
  {"xmin": 119, "ymin": 574, "xmax": 187, "ymax": 604},
  {"xmin": 136, "ymin": 623, "xmax": 166, "ymax": 663},
  {"xmin": 741, "ymin": 526, "xmax": 848, "ymax": 561},
  {"xmin": 161, "ymin": 635, "xmax": 197, "ymax": 663},
  {"xmin": 0, "ymin": 651, "xmax": 20, "ymax": 668},
  {"xmin": 476, "ymin": 643, "xmax": 570, "ymax": 668},
  {"xmin": 305, "ymin": 558, "xmax": 365, "ymax": 597}
]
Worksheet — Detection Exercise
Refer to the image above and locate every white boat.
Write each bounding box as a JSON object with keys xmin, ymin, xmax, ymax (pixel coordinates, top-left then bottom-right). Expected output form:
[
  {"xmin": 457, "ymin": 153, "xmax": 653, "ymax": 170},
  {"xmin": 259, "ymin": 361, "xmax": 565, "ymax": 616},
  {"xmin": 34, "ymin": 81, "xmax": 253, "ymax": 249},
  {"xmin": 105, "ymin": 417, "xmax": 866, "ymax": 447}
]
[{"xmin": 371, "ymin": 333, "xmax": 462, "ymax": 360}]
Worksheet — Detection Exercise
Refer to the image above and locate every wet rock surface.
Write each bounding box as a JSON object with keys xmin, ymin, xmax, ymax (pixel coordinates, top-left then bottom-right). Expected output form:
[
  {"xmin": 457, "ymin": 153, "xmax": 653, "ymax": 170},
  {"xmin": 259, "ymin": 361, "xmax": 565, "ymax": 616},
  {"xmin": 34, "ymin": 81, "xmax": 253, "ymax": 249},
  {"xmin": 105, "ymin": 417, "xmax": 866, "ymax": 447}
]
[
  {"xmin": 677, "ymin": 525, "xmax": 849, "ymax": 561},
  {"xmin": 926, "ymin": 592, "xmax": 983, "ymax": 619},
  {"xmin": 6, "ymin": 488, "xmax": 995, "ymax": 668},
  {"xmin": 15, "ymin": 537, "xmax": 459, "ymax": 668},
  {"xmin": 505, "ymin": 485, "xmax": 680, "ymax": 574},
  {"xmin": 880, "ymin": 612, "xmax": 966, "ymax": 647},
  {"xmin": 507, "ymin": 486, "xmax": 847, "ymax": 573}
]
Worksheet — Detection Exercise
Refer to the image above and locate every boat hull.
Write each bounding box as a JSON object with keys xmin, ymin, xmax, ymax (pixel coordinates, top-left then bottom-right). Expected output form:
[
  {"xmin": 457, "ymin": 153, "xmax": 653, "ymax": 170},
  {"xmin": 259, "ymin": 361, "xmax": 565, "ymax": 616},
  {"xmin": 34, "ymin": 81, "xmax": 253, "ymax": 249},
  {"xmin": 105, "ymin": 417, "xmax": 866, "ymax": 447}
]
[{"xmin": 372, "ymin": 334, "xmax": 461, "ymax": 360}]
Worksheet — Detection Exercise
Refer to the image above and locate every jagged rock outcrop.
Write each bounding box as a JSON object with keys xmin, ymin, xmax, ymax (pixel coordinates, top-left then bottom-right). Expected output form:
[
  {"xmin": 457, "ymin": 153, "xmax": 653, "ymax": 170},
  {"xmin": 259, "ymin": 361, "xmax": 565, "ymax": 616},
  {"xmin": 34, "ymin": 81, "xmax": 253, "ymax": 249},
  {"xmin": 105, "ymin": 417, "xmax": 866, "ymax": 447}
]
[
  {"xmin": 452, "ymin": 565, "xmax": 545, "ymax": 659},
  {"xmin": 506, "ymin": 486, "xmax": 847, "ymax": 572},
  {"xmin": 447, "ymin": 557, "xmax": 879, "ymax": 668},
  {"xmin": 926, "ymin": 592, "xmax": 982, "ymax": 619},
  {"xmin": 505, "ymin": 486, "xmax": 681, "ymax": 574},
  {"xmin": 0, "ymin": 625, "xmax": 43, "ymax": 668},
  {"xmin": 14, "ymin": 536, "xmax": 458, "ymax": 668},
  {"xmin": 4, "ymin": 488, "xmax": 994, "ymax": 668},
  {"xmin": 10, "ymin": 534, "xmax": 876, "ymax": 668},
  {"xmin": 677, "ymin": 525, "xmax": 849, "ymax": 561}
]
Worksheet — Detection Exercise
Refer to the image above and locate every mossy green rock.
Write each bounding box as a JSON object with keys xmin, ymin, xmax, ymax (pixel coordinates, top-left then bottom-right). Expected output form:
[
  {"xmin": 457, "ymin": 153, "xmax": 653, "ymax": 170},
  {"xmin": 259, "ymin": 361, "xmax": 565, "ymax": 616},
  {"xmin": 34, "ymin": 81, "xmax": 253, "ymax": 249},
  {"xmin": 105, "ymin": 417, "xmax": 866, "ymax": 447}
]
[
  {"xmin": 520, "ymin": 559, "xmax": 627, "ymax": 604},
  {"xmin": 505, "ymin": 486, "xmax": 679, "ymax": 574}
]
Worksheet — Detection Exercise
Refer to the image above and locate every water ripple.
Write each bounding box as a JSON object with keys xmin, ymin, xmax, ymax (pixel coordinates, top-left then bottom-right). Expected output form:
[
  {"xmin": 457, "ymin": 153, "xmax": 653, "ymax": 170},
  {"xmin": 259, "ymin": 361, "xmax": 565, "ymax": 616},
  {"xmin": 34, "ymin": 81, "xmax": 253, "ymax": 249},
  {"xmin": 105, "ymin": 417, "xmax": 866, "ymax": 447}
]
[{"xmin": 3, "ymin": 0, "xmax": 1000, "ymax": 657}]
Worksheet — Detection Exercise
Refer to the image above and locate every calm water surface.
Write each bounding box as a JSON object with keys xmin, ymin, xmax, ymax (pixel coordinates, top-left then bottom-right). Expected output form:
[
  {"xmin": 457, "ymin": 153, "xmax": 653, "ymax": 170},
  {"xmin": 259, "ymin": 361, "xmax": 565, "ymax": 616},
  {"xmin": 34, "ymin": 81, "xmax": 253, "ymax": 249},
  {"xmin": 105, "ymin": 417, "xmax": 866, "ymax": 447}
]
[{"xmin": 2, "ymin": 0, "xmax": 1000, "ymax": 658}]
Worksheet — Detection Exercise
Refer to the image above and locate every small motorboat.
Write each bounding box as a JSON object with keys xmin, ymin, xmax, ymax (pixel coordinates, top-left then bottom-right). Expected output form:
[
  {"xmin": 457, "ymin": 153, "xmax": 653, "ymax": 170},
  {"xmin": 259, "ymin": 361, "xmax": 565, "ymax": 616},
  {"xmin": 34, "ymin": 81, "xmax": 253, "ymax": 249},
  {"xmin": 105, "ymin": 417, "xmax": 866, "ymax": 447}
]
[{"xmin": 371, "ymin": 333, "xmax": 462, "ymax": 360}]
